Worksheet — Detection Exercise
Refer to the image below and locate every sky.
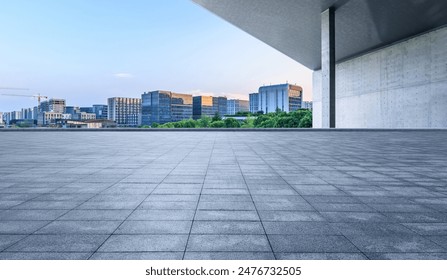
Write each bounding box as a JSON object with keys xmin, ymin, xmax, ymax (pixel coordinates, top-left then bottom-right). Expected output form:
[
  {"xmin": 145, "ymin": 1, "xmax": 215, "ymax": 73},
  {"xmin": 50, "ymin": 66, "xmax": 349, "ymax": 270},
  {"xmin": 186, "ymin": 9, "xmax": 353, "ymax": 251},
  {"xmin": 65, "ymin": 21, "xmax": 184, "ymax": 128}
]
[{"xmin": 0, "ymin": 0, "xmax": 312, "ymax": 112}]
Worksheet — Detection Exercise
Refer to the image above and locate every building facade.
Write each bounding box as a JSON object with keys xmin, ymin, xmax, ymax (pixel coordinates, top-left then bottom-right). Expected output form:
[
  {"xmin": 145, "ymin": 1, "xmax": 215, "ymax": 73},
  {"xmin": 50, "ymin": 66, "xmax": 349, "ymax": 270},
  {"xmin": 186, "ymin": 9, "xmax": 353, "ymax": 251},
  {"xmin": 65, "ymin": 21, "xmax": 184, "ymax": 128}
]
[
  {"xmin": 107, "ymin": 97, "xmax": 141, "ymax": 127},
  {"xmin": 193, "ymin": 96, "xmax": 228, "ymax": 119},
  {"xmin": 256, "ymin": 84, "xmax": 302, "ymax": 114},
  {"xmin": 38, "ymin": 112, "xmax": 63, "ymax": 126},
  {"xmin": 193, "ymin": 96, "xmax": 214, "ymax": 119},
  {"xmin": 249, "ymin": 93, "xmax": 260, "ymax": 113},
  {"xmin": 92, "ymin": 104, "xmax": 108, "ymax": 119},
  {"xmin": 301, "ymin": 101, "xmax": 313, "ymax": 110},
  {"xmin": 141, "ymin": 91, "xmax": 192, "ymax": 125},
  {"xmin": 227, "ymin": 99, "xmax": 249, "ymax": 115},
  {"xmin": 40, "ymin": 99, "xmax": 66, "ymax": 114}
]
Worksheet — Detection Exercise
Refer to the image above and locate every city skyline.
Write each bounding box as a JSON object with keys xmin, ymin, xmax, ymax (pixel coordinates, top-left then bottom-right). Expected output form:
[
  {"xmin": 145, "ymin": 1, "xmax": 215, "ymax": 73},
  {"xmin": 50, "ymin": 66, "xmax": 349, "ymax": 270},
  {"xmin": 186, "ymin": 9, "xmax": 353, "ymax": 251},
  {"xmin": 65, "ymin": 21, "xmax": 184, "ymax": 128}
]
[{"xmin": 0, "ymin": 0, "xmax": 312, "ymax": 112}]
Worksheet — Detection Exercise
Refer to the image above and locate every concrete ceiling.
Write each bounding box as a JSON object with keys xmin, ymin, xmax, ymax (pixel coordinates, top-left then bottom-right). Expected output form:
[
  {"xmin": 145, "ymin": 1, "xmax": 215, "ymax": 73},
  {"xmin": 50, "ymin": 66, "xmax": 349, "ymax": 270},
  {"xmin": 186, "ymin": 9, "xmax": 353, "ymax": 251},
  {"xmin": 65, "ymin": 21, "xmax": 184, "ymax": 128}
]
[{"xmin": 192, "ymin": 0, "xmax": 447, "ymax": 70}]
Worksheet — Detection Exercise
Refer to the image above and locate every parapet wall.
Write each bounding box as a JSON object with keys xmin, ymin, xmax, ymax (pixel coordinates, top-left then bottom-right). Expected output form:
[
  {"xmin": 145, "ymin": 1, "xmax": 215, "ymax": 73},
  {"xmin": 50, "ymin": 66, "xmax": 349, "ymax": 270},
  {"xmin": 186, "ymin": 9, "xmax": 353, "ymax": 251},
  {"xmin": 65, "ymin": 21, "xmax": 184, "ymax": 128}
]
[{"xmin": 313, "ymin": 26, "xmax": 447, "ymax": 128}]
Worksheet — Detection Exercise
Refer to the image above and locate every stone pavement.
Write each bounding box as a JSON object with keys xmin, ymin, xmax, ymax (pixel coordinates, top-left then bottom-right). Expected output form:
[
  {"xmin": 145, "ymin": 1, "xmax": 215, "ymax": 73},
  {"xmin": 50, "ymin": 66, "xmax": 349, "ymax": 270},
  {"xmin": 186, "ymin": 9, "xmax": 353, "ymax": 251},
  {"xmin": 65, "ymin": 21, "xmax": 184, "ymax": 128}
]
[{"xmin": 0, "ymin": 130, "xmax": 446, "ymax": 260}]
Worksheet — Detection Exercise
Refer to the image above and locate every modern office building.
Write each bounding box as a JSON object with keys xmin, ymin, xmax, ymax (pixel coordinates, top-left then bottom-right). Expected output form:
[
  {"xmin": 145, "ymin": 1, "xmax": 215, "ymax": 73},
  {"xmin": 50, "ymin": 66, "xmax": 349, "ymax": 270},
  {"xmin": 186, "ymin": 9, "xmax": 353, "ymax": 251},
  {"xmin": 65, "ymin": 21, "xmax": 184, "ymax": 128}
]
[
  {"xmin": 256, "ymin": 84, "xmax": 303, "ymax": 114},
  {"xmin": 74, "ymin": 112, "xmax": 96, "ymax": 121},
  {"xmin": 32, "ymin": 106, "xmax": 38, "ymax": 120},
  {"xmin": 227, "ymin": 99, "xmax": 249, "ymax": 115},
  {"xmin": 20, "ymin": 108, "xmax": 33, "ymax": 120},
  {"xmin": 40, "ymin": 99, "xmax": 65, "ymax": 114},
  {"xmin": 38, "ymin": 112, "xmax": 63, "ymax": 126},
  {"xmin": 107, "ymin": 97, "xmax": 141, "ymax": 127},
  {"xmin": 193, "ymin": 96, "xmax": 228, "ymax": 119},
  {"xmin": 213, "ymin": 96, "xmax": 228, "ymax": 116},
  {"xmin": 0, "ymin": 113, "xmax": 3, "ymax": 125},
  {"xmin": 92, "ymin": 104, "xmax": 108, "ymax": 119},
  {"xmin": 193, "ymin": 96, "xmax": 214, "ymax": 119},
  {"xmin": 249, "ymin": 93, "xmax": 260, "ymax": 113},
  {"xmin": 193, "ymin": 0, "xmax": 447, "ymax": 128},
  {"xmin": 80, "ymin": 107, "xmax": 94, "ymax": 114},
  {"xmin": 302, "ymin": 101, "xmax": 313, "ymax": 110},
  {"xmin": 171, "ymin": 93, "xmax": 193, "ymax": 122},
  {"xmin": 141, "ymin": 91, "xmax": 193, "ymax": 125}
]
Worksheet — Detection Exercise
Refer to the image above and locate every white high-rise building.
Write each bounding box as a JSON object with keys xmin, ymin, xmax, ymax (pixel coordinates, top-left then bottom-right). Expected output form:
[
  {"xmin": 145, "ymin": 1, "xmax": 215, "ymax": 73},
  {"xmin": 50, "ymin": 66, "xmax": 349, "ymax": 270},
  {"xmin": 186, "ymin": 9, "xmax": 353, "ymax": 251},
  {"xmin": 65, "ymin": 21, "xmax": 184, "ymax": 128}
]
[
  {"xmin": 107, "ymin": 97, "xmax": 141, "ymax": 127},
  {"xmin": 255, "ymin": 84, "xmax": 303, "ymax": 114}
]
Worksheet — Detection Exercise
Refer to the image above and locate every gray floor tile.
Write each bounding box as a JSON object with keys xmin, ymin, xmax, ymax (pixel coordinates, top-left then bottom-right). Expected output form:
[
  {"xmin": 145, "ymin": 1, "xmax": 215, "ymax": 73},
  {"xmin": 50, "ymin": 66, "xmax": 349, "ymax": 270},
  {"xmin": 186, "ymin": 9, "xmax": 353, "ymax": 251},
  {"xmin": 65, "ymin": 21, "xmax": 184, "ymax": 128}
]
[
  {"xmin": 116, "ymin": 220, "xmax": 192, "ymax": 234},
  {"xmin": 187, "ymin": 235, "xmax": 271, "ymax": 252},
  {"xmin": 0, "ymin": 221, "xmax": 49, "ymax": 234},
  {"xmin": 0, "ymin": 210, "xmax": 68, "ymax": 221},
  {"xmin": 269, "ymin": 235, "xmax": 360, "ymax": 253},
  {"xmin": 403, "ymin": 223, "xmax": 447, "ymax": 235},
  {"xmin": 6, "ymin": 235, "xmax": 109, "ymax": 252},
  {"xmin": 366, "ymin": 252, "xmax": 447, "ymax": 260},
  {"xmin": 276, "ymin": 253, "xmax": 367, "ymax": 260},
  {"xmin": 0, "ymin": 235, "xmax": 27, "ymax": 251},
  {"xmin": 36, "ymin": 220, "xmax": 121, "ymax": 234},
  {"xmin": 346, "ymin": 234, "xmax": 444, "ymax": 253},
  {"xmin": 259, "ymin": 211, "xmax": 325, "ymax": 222},
  {"xmin": 321, "ymin": 211, "xmax": 391, "ymax": 222},
  {"xmin": 98, "ymin": 234, "xmax": 188, "ymax": 252},
  {"xmin": 58, "ymin": 209, "xmax": 133, "ymax": 221},
  {"xmin": 137, "ymin": 201, "xmax": 197, "ymax": 210},
  {"xmin": 128, "ymin": 210, "xmax": 195, "ymax": 220},
  {"xmin": 184, "ymin": 252, "xmax": 275, "ymax": 260},
  {"xmin": 90, "ymin": 252, "xmax": 183, "ymax": 260},
  {"xmin": 263, "ymin": 221, "xmax": 339, "ymax": 235},
  {"xmin": 198, "ymin": 201, "xmax": 255, "ymax": 210},
  {"xmin": 195, "ymin": 210, "xmax": 259, "ymax": 221},
  {"xmin": 0, "ymin": 252, "xmax": 91, "ymax": 260},
  {"xmin": 191, "ymin": 221, "xmax": 264, "ymax": 234}
]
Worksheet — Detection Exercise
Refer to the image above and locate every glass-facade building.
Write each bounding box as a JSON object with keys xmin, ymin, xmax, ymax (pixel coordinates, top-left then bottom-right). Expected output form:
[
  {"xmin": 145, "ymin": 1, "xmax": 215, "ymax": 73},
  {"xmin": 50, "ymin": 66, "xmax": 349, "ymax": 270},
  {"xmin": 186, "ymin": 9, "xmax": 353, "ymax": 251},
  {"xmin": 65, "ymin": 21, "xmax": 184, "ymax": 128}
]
[
  {"xmin": 249, "ymin": 93, "xmax": 260, "ymax": 113},
  {"xmin": 227, "ymin": 99, "xmax": 249, "ymax": 115},
  {"xmin": 107, "ymin": 97, "xmax": 141, "ymax": 127},
  {"xmin": 193, "ymin": 96, "xmax": 214, "ymax": 119},
  {"xmin": 257, "ymin": 84, "xmax": 303, "ymax": 113},
  {"xmin": 141, "ymin": 91, "xmax": 192, "ymax": 125},
  {"xmin": 193, "ymin": 96, "xmax": 227, "ymax": 119},
  {"xmin": 92, "ymin": 104, "xmax": 108, "ymax": 119}
]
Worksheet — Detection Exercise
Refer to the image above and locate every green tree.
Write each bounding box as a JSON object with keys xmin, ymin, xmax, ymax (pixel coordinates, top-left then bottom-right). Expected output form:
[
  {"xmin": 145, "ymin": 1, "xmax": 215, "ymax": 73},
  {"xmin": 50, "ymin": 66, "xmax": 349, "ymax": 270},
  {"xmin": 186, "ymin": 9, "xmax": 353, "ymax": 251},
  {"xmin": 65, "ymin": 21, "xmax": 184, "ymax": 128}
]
[
  {"xmin": 224, "ymin": 118, "xmax": 240, "ymax": 128},
  {"xmin": 212, "ymin": 112, "xmax": 222, "ymax": 122},
  {"xmin": 197, "ymin": 116, "xmax": 211, "ymax": 128},
  {"xmin": 241, "ymin": 117, "xmax": 255, "ymax": 128},
  {"xmin": 298, "ymin": 113, "xmax": 312, "ymax": 128},
  {"xmin": 210, "ymin": 120, "xmax": 225, "ymax": 128}
]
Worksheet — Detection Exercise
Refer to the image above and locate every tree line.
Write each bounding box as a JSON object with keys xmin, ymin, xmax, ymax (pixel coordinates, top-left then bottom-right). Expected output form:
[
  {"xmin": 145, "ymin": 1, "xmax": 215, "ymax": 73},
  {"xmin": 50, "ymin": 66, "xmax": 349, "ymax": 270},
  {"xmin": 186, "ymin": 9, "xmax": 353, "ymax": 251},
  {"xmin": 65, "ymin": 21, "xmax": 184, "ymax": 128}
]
[{"xmin": 143, "ymin": 109, "xmax": 312, "ymax": 128}]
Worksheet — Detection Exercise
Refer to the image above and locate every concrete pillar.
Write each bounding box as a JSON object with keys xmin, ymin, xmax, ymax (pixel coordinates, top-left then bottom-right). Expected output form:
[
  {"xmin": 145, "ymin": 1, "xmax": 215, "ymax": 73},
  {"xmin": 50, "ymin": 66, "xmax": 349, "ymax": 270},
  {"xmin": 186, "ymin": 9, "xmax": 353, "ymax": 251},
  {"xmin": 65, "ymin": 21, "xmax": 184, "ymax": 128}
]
[{"xmin": 321, "ymin": 7, "xmax": 336, "ymax": 128}]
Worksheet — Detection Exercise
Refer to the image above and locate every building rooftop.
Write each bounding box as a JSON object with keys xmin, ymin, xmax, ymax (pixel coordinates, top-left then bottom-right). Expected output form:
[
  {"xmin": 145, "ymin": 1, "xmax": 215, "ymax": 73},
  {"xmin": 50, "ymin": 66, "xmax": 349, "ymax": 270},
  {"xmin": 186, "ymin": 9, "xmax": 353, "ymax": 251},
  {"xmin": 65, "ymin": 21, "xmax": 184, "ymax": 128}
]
[{"xmin": 0, "ymin": 130, "xmax": 446, "ymax": 260}]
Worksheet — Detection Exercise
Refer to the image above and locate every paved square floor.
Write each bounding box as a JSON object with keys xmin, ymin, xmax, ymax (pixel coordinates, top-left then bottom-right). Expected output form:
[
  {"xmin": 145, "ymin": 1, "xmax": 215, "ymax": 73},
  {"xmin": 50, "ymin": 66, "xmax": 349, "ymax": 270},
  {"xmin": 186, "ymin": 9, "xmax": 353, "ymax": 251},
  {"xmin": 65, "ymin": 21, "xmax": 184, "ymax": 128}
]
[{"xmin": 0, "ymin": 130, "xmax": 446, "ymax": 260}]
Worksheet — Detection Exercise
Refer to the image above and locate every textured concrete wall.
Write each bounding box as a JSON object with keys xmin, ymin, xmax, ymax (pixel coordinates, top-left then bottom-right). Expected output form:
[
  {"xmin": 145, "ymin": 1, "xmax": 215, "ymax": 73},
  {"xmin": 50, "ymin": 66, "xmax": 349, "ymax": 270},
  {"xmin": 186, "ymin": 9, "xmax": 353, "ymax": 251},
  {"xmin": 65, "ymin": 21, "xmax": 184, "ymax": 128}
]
[{"xmin": 313, "ymin": 27, "xmax": 447, "ymax": 128}]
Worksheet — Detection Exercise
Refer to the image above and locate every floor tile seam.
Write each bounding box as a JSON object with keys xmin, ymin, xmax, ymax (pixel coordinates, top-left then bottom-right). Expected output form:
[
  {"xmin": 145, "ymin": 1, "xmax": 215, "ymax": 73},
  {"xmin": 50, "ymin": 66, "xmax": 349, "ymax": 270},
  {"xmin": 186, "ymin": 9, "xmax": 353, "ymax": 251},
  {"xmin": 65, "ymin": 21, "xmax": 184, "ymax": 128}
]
[
  {"xmin": 11, "ymin": 156, "xmax": 119, "ymax": 211},
  {"xmin": 230, "ymin": 137, "xmax": 276, "ymax": 260},
  {"xmin": 182, "ymin": 134, "xmax": 216, "ymax": 260},
  {"xmin": 247, "ymin": 141, "xmax": 372, "ymax": 260},
  {"xmin": 0, "ymin": 218, "xmax": 57, "ymax": 253},
  {"xmin": 86, "ymin": 140, "xmax": 201, "ymax": 260}
]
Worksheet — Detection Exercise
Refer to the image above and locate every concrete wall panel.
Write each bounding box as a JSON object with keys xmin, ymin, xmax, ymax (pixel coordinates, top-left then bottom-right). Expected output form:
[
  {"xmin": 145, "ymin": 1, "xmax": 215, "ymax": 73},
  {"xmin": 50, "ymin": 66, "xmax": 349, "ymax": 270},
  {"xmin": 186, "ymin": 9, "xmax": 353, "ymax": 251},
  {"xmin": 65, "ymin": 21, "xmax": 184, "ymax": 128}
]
[{"xmin": 313, "ymin": 27, "xmax": 447, "ymax": 128}]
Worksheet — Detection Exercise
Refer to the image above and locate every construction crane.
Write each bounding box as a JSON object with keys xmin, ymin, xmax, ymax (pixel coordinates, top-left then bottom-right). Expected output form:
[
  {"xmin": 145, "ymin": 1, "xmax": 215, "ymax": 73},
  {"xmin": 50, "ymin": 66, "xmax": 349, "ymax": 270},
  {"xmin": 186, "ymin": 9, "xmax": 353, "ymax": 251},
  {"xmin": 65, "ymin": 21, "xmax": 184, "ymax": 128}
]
[{"xmin": 0, "ymin": 92, "xmax": 49, "ymax": 106}]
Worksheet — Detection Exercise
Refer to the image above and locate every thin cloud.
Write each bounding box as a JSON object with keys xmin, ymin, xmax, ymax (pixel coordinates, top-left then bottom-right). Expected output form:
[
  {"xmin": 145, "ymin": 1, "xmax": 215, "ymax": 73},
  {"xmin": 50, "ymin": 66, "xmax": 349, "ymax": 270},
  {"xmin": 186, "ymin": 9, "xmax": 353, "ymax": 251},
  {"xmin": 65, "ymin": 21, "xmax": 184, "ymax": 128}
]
[{"xmin": 113, "ymin": 73, "xmax": 133, "ymax": 79}]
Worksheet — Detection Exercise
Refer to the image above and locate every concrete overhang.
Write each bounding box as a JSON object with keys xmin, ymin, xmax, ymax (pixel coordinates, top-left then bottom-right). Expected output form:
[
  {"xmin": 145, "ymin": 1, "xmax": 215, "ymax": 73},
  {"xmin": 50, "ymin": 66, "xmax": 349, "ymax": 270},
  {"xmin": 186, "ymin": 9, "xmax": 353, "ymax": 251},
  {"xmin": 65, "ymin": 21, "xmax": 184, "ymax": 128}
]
[{"xmin": 192, "ymin": 0, "xmax": 447, "ymax": 70}]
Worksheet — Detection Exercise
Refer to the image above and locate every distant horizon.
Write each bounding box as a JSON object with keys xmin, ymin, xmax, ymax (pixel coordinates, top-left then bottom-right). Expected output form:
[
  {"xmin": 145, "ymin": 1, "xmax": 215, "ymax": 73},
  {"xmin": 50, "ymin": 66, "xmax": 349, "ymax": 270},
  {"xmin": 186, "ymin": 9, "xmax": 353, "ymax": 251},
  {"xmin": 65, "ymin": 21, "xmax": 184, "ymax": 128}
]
[{"xmin": 0, "ymin": 0, "xmax": 312, "ymax": 112}]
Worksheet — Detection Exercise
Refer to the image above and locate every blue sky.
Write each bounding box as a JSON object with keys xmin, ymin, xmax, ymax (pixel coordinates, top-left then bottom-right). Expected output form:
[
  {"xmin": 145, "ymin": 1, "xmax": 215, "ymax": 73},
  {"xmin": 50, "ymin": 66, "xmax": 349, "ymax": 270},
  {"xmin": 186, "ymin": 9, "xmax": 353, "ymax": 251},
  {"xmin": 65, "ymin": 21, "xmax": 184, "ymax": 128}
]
[{"xmin": 0, "ymin": 0, "xmax": 312, "ymax": 112}]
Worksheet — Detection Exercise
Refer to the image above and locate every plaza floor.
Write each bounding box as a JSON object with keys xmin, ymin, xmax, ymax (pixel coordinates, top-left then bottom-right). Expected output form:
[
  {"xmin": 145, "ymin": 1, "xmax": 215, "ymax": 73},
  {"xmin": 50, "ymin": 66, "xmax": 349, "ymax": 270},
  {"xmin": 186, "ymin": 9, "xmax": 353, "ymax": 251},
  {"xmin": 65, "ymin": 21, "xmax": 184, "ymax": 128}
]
[{"xmin": 0, "ymin": 130, "xmax": 446, "ymax": 260}]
